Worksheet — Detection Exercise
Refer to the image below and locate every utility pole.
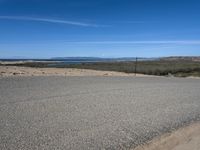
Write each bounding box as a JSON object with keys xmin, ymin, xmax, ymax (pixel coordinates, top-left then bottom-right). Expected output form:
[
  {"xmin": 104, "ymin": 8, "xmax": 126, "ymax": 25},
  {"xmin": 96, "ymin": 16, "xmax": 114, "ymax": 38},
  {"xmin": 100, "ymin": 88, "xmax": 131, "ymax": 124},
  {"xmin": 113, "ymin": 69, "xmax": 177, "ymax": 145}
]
[{"xmin": 135, "ymin": 57, "xmax": 138, "ymax": 76}]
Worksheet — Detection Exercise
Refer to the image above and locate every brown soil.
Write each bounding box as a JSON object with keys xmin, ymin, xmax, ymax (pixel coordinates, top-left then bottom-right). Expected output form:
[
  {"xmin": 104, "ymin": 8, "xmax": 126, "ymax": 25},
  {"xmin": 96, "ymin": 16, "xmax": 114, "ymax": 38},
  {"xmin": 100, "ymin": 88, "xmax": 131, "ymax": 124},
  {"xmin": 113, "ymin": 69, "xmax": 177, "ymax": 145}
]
[
  {"xmin": 0, "ymin": 66, "xmax": 153, "ymax": 77},
  {"xmin": 134, "ymin": 122, "xmax": 200, "ymax": 150}
]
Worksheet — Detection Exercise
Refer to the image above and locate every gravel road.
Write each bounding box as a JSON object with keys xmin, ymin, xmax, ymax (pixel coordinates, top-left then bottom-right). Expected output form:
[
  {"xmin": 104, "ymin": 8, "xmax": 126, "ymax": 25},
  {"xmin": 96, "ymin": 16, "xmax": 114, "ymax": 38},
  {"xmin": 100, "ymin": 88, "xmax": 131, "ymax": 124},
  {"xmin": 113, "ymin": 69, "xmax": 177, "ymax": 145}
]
[{"xmin": 0, "ymin": 76, "xmax": 200, "ymax": 149}]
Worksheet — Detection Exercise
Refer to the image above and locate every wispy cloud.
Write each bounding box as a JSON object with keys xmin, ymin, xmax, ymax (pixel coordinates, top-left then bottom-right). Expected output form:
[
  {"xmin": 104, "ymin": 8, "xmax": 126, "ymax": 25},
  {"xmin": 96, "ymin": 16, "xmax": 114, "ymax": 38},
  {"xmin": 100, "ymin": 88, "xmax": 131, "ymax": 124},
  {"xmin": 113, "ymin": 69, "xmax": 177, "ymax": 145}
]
[
  {"xmin": 0, "ymin": 16, "xmax": 102, "ymax": 27},
  {"xmin": 63, "ymin": 40, "xmax": 200, "ymax": 45},
  {"xmin": 113, "ymin": 21, "xmax": 146, "ymax": 24}
]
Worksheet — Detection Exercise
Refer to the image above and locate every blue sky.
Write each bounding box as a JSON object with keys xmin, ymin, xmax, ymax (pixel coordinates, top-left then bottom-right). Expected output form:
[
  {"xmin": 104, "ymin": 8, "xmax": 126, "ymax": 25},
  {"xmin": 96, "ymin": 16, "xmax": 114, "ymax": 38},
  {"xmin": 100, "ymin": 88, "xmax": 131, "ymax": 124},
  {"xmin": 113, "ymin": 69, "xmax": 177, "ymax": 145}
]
[{"xmin": 0, "ymin": 0, "xmax": 200, "ymax": 58}]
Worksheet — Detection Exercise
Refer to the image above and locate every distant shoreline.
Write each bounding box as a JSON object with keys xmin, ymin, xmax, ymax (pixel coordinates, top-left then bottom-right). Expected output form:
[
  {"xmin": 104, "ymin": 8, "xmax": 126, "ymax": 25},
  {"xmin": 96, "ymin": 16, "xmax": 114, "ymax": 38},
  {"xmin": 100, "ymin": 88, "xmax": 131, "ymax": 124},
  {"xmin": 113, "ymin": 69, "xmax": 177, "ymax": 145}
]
[{"xmin": 1, "ymin": 57, "xmax": 200, "ymax": 77}]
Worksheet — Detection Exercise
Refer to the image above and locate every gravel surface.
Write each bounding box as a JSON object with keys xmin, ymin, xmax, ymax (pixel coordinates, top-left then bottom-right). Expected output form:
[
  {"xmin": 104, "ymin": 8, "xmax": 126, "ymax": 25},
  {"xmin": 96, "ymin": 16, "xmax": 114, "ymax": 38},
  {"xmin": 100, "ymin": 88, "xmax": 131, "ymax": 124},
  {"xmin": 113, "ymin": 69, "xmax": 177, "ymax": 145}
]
[{"xmin": 0, "ymin": 76, "xmax": 200, "ymax": 149}]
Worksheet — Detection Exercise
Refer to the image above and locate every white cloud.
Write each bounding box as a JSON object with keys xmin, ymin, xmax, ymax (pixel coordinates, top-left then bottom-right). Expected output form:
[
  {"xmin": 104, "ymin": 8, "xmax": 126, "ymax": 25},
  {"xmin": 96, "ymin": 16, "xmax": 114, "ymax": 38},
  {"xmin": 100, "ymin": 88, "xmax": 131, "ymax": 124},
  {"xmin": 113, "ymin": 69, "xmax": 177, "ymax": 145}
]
[{"xmin": 0, "ymin": 16, "xmax": 101, "ymax": 27}]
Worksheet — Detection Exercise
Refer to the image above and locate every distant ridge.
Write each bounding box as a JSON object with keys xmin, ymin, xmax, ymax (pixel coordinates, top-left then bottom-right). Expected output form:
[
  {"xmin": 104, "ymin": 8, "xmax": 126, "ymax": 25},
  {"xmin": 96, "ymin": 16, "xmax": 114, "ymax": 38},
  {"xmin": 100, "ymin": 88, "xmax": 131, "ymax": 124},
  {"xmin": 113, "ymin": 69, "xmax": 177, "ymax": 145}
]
[
  {"xmin": 1, "ymin": 56, "xmax": 200, "ymax": 62},
  {"xmin": 160, "ymin": 56, "xmax": 200, "ymax": 61},
  {"xmin": 50, "ymin": 57, "xmax": 158, "ymax": 61}
]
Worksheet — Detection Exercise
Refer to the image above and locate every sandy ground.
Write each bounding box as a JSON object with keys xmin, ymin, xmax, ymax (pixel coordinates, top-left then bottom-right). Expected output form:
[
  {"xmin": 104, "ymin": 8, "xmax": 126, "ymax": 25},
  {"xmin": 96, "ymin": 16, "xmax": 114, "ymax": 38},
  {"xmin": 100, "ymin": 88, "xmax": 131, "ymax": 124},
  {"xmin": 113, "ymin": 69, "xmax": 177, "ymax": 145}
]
[
  {"xmin": 0, "ymin": 66, "xmax": 151, "ymax": 77},
  {"xmin": 135, "ymin": 122, "xmax": 200, "ymax": 150},
  {"xmin": 0, "ymin": 61, "xmax": 59, "ymax": 65}
]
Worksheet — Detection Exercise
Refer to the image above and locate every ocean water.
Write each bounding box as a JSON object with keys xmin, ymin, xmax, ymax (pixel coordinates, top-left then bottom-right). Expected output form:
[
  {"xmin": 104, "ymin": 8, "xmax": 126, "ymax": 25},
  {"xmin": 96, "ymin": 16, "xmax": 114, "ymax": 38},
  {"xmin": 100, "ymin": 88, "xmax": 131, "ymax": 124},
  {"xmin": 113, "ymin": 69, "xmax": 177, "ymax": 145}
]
[{"xmin": 0, "ymin": 58, "xmax": 159, "ymax": 67}]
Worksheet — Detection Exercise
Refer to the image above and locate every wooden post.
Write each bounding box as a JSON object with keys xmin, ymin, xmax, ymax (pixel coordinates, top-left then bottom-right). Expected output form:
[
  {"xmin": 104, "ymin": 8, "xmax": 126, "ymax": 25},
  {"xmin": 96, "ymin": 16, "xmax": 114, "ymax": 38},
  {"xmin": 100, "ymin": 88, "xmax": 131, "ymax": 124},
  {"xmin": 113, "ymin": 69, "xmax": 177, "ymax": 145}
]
[{"xmin": 135, "ymin": 57, "xmax": 138, "ymax": 76}]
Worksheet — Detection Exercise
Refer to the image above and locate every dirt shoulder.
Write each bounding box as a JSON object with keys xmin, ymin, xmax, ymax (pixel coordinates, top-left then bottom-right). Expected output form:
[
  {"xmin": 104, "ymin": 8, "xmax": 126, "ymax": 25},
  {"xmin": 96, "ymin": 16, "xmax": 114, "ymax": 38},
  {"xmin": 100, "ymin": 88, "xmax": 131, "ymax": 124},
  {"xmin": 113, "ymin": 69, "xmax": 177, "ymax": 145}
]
[
  {"xmin": 134, "ymin": 122, "xmax": 200, "ymax": 150},
  {"xmin": 0, "ymin": 66, "xmax": 153, "ymax": 77}
]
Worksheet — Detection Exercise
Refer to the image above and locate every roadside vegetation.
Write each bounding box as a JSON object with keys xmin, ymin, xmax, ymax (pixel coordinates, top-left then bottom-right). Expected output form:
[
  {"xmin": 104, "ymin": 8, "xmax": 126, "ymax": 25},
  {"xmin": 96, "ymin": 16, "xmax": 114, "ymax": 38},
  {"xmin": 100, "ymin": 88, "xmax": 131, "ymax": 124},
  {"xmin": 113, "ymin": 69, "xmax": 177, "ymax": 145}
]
[
  {"xmin": 62, "ymin": 60, "xmax": 200, "ymax": 77},
  {"xmin": 1, "ymin": 59, "xmax": 200, "ymax": 77}
]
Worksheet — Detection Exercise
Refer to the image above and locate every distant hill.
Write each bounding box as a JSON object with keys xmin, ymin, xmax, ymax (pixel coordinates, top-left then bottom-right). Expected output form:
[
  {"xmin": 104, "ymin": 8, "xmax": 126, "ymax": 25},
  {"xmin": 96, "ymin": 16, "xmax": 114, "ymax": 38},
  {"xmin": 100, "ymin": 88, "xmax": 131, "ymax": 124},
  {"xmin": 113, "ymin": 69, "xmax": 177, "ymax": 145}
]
[
  {"xmin": 160, "ymin": 56, "xmax": 200, "ymax": 61},
  {"xmin": 1, "ymin": 56, "xmax": 200, "ymax": 62},
  {"xmin": 50, "ymin": 57, "xmax": 159, "ymax": 62},
  {"xmin": 50, "ymin": 57, "xmax": 137, "ymax": 62}
]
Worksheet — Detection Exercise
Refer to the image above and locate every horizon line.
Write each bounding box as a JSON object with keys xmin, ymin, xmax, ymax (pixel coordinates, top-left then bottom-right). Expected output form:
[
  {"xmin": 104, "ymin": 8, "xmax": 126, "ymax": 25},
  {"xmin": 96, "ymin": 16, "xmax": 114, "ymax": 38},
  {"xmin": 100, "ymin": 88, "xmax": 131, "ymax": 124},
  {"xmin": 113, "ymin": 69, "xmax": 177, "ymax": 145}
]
[{"xmin": 1, "ymin": 55, "xmax": 200, "ymax": 59}]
